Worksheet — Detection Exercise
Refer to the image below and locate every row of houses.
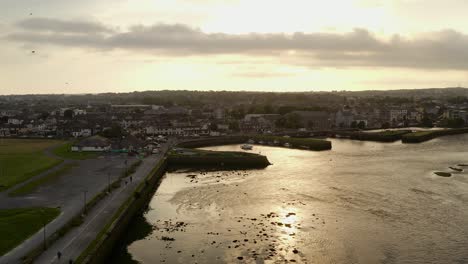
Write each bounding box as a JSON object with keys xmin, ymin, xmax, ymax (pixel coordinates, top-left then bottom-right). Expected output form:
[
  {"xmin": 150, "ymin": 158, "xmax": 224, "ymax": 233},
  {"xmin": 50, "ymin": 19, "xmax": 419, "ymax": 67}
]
[{"xmin": 71, "ymin": 135, "xmax": 157, "ymax": 153}]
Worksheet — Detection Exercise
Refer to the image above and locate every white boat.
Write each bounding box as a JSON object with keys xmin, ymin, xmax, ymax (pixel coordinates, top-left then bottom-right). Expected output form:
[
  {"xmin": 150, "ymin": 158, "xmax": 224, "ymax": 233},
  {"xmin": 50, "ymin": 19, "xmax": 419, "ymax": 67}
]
[
  {"xmin": 247, "ymin": 139, "xmax": 255, "ymax": 144},
  {"xmin": 284, "ymin": 143, "xmax": 291, "ymax": 148},
  {"xmin": 241, "ymin": 144, "xmax": 253, "ymax": 150}
]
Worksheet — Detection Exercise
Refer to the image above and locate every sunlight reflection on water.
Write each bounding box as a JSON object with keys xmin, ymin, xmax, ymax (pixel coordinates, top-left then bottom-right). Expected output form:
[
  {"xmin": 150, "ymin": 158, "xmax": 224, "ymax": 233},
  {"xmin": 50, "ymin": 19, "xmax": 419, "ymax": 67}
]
[{"xmin": 113, "ymin": 134, "xmax": 468, "ymax": 264}]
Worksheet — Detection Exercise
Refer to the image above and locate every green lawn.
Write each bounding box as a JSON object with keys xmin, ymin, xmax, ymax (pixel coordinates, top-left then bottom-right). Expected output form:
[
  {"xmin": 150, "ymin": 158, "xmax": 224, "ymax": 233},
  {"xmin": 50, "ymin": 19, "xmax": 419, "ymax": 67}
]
[
  {"xmin": 9, "ymin": 163, "xmax": 78, "ymax": 196},
  {"xmin": 0, "ymin": 139, "xmax": 64, "ymax": 191},
  {"xmin": 52, "ymin": 142, "xmax": 98, "ymax": 160},
  {"xmin": 403, "ymin": 131, "xmax": 434, "ymax": 137},
  {"xmin": 0, "ymin": 207, "xmax": 60, "ymax": 256},
  {"xmin": 370, "ymin": 130, "xmax": 411, "ymax": 136}
]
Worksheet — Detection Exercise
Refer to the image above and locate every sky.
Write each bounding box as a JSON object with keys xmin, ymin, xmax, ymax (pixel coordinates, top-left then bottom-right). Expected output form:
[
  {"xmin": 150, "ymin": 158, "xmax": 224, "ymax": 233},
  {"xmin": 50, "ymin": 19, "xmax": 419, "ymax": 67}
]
[{"xmin": 1, "ymin": 0, "xmax": 468, "ymax": 94}]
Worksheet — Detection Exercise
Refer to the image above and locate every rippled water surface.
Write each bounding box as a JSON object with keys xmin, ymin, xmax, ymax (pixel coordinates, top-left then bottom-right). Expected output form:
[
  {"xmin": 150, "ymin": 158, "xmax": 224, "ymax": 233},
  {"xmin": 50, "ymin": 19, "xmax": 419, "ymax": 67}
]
[{"xmin": 112, "ymin": 135, "xmax": 468, "ymax": 264}]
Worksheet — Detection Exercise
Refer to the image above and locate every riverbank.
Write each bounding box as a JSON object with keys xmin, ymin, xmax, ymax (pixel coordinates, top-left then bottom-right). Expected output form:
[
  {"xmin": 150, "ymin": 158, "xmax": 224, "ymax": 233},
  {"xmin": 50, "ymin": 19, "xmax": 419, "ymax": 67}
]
[
  {"xmin": 110, "ymin": 137, "xmax": 468, "ymax": 264},
  {"xmin": 168, "ymin": 148, "xmax": 271, "ymax": 169},
  {"xmin": 336, "ymin": 130, "xmax": 412, "ymax": 142},
  {"xmin": 250, "ymin": 135, "xmax": 332, "ymax": 150},
  {"xmin": 177, "ymin": 135, "xmax": 332, "ymax": 151},
  {"xmin": 76, "ymin": 157, "xmax": 168, "ymax": 264},
  {"xmin": 402, "ymin": 128, "xmax": 468, "ymax": 143}
]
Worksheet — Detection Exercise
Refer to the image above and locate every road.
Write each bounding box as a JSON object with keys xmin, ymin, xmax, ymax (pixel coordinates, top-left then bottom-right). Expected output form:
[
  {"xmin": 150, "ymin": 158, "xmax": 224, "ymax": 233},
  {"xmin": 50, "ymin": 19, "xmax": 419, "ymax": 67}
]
[{"xmin": 0, "ymin": 141, "xmax": 172, "ymax": 264}]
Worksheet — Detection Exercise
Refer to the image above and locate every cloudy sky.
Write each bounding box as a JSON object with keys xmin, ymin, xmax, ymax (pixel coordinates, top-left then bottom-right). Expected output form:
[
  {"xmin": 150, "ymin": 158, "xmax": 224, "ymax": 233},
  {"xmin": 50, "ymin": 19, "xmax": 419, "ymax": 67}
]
[{"xmin": 1, "ymin": 0, "xmax": 468, "ymax": 94}]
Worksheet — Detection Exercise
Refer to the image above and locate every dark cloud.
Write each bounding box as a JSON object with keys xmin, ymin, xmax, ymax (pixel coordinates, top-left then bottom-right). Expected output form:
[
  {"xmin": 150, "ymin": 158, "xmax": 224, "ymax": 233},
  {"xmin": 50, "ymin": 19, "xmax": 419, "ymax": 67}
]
[{"xmin": 7, "ymin": 18, "xmax": 468, "ymax": 70}]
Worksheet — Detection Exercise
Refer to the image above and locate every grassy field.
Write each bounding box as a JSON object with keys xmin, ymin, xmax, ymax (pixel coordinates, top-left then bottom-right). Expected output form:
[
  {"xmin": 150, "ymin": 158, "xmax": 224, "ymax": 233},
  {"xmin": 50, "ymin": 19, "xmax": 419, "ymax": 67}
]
[
  {"xmin": 9, "ymin": 163, "xmax": 78, "ymax": 196},
  {"xmin": 52, "ymin": 142, "xmax": 98, "ymax": 160},
  {"xmin": 0, "ymin": 139, "xmax": 64, "ymax": 191},
  {"xmin": 369, "ymin": 130, "xmax": 412, "ymax": 136},
  {"xmin": 405, "ymin": 131, "xmax": 434, "ymax": 137},
  {"xmin": 0, "ymin": 207, "xmax": 60, "ymax": 256},
  {"xmin": 402, "ymin": 128, "xmax": 468, "ymax": 143},
  {"xmin": 347, "ymin": 130, "xmax": 412, "ymax": 142}
]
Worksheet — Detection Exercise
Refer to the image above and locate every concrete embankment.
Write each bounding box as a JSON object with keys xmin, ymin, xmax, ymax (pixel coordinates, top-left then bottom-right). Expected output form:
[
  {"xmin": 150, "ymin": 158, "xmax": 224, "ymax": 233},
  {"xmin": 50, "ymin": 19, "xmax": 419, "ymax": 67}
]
[
  {"xmin": 336, "ymin": 130, "xmax": 412, "ymax": 142},
  {"xmin": 178, "ymin": 135, "xmax": 332, "ymax": 151},
  {"xmin": 176, "ymin": 136, "xmax": 247, "ymax": 148},
  {"xmin": 168, "ymin": 148, "xmax": 271, "ymax": 169},
  {"xmin": 78, "ymin": 158, "xmax": 168, "ymax": 264}
]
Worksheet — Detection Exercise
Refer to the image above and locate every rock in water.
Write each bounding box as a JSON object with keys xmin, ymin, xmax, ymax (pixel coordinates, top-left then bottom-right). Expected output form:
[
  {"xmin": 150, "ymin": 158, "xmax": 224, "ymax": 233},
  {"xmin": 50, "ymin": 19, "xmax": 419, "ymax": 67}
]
[{"xmin": 434, "ymin": 172, "xmax": 451, "ymax": 177}]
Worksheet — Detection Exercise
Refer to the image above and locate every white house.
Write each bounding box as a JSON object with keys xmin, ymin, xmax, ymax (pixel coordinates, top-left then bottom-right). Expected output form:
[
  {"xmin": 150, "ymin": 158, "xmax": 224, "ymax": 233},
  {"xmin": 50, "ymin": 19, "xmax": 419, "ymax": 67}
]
[
  {"xmin": 71, "ymin": 135, "xmax": 111, "ymax": 152},
  {"xmin": 7, "ymin": 118, "xmax": 23, "ymax": 125}
]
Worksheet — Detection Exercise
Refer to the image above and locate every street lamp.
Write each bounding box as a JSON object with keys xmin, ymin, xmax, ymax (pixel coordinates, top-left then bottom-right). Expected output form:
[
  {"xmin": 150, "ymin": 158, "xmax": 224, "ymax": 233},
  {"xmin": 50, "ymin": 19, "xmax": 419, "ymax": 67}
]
[
  {"xmin": 108, "ymin": 172, "xmax": 111, "ymax": 193},
  {"xmin": 125, "ymin": 159, "xmax": 128, "ymax": 176},
  {"xmin": 83, "ymin": 190, "xmax": 88, "ymax": 215},
  {"xmin": 41, "ymin": 209, "xmax": 46, "ymax": 250}
]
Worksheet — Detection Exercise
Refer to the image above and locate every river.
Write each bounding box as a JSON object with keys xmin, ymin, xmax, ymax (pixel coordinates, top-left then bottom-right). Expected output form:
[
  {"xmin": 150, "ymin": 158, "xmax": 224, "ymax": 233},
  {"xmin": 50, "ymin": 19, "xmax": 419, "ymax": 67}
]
[{"xmin": 110, "ymin": 134, "xmax": 468, "ymax": 264}]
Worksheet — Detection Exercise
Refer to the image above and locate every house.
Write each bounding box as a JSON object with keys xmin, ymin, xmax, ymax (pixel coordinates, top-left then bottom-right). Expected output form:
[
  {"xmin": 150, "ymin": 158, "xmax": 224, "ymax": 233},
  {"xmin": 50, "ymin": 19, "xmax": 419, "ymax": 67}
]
[
  {"xmin": 71, "ymin": 128, "xmax": 92, "ymax": 138},
  {"xmin": 444, "ymin": 108, "xmax": 468, "ymax": 122},
  {"xmin": 145, "ymin": 124, "xmax": 208, "ymax": 136},
  {"xmin": 71, "ymin": 135, "xmax": 111, "ymax": 152},
  {"xmin": 73, "ymin": 109, "xmax": 87, "ymax": 116},
  {"xmin": 289, "ymin": 111, "xmax": 332, "ymax": 130},
  {"xmin": 111, "ymin": 105, "xmax": 153, "ymax": 113},
  {"xmin": 389, "ymin": 109, "xmax": 408, "ymax": 122},
  {"xmin": 8, "ymin": 118, "xmax": 23, "ymax": 125},
  {"xmin": 335, "ymin": 110, "xmax": 354, "ymax": 128},
  {"xmin": 115, "ymin": 135, "xmax": 145, "ymax": 152},
  {"xmin": 241, "ymin": 114, "xmax": 280, "ymax": 132}
]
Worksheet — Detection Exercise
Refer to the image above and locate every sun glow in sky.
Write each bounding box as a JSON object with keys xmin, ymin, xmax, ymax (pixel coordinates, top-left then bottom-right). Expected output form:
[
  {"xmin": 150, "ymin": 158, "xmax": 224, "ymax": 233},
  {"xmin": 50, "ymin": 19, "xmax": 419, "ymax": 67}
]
[{"xmin": 1, "ymin": 0, "xmax": 468, "ymax": 94}]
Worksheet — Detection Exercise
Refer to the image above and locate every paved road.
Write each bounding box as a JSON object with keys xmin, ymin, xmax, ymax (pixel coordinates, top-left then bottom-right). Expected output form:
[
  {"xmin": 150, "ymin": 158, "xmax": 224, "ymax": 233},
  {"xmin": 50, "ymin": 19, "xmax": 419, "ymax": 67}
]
[
  {"xmin": 35, "ymin": 154, "xmax": 163, "ymax": 263},
  {"xmin": 34, "ymin": 141, "xmax": 172, "ymax": 264},
  {"xmin": 0, "ymin": 155, "xmax": 138, "ymax": 263}
]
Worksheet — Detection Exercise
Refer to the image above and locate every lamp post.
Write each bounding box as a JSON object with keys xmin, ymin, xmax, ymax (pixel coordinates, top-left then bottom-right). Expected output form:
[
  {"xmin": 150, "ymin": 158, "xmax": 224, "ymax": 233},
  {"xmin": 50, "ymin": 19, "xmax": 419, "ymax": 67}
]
[
  {"xmin": 107, "ymin": 172, "xmax": 111, "ymax": 193},
  {"xmin": 125, "ymin": 159, "xmax": 128, "ymax": 177},
  {"xmin": 83, "ymin": 190, "xmax": 88, "ymax": 215},
  {"xmin": 41, "ymin": 209, "xmax": 46, "ymax": 250}
]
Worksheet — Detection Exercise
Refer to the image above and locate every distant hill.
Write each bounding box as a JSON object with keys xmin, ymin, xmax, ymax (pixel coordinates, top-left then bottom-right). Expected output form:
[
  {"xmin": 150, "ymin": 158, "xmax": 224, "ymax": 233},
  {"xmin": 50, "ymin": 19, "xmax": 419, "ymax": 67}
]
[
  {"xmin": 334, "ymin": 87, "xmax": 468, "ymax": 98},
  {"xmin": 1, "ymin": 87, "xmax": 468, "ymax": 110}
]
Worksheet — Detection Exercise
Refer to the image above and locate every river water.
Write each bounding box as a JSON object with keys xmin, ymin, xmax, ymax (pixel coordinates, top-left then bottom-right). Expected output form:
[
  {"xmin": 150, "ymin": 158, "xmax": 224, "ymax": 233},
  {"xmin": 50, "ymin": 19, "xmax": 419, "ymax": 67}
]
[{"xmin": 111, "ymin": 135, "xmax": 468, "ymax": 264}]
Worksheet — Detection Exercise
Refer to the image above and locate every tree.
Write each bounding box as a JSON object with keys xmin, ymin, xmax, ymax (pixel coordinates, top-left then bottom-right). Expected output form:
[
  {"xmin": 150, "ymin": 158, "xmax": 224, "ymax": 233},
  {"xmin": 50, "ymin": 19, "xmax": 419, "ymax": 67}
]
[
  {"xmin": 0, "ymin": 116, "xmax": 7, "ymax": 124},
  {"xmin": 446, "ymin": 118, "xmax": 465, "ymax": 128},
  {"xmin": 230, "ymin": 108, "xmax": 245, "ymax": 119},
  {"xmin": 263, "ymin": 104, "xmax": 273, "ymax": 113},
  {"xmin": 101, "ymin": 124, "xmax": 125, "ymax": 138},
  {"xmin": 63, "ymin": 109, "xmax": 74, "ymax": 119},
  {"xmin": 381, "ymin": 122, "xmax": 390, "ymax": 129},
  {"xmin": 421, "ymin": 115, "xmax": 433, "ymax": 127},
  {"xmin": 228, "ymin": 121, "xmax": 240, "ymax": 131},
  {"xmin": 350, "ymin": 121, "xmax": 357, "ymax": 128},
  {"xmin": 39, "ymin": 112, "xmax": 49, "ymax": 120},
  {"xmin": 209, "ymin": 122, "xmax": 218, "ymax": 131},
  {"xmin": 275, "ymin": 113, "xmax": 301, "ymax": 129},
  {"xmin": 357, "ymin": 121, "xmax": 366, "ymax": 129}
]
